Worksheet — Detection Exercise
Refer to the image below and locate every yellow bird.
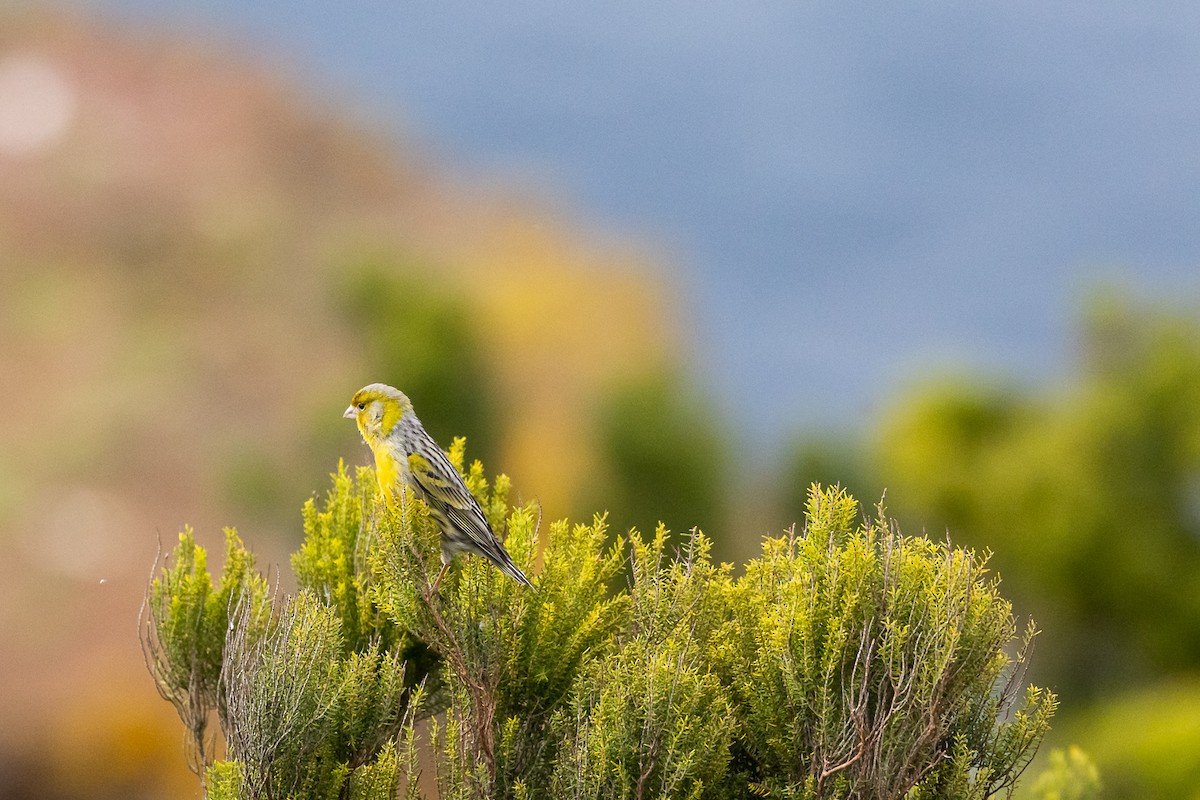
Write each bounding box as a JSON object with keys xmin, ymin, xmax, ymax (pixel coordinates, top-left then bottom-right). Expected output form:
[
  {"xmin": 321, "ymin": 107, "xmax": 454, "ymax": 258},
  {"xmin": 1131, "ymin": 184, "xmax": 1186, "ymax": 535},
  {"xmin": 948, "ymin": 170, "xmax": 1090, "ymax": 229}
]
[{"xmin": 344, "ymin": 383, "xmax": 533, "ymax": 591}]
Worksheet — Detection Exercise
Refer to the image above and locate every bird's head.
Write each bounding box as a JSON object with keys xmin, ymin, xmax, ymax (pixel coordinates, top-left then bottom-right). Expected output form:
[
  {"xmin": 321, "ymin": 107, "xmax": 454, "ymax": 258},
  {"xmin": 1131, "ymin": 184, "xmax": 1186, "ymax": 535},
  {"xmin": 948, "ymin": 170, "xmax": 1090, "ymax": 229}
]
[{"xmin": 344, "ymin": 383, "xmax": 413, "ymax": 442}]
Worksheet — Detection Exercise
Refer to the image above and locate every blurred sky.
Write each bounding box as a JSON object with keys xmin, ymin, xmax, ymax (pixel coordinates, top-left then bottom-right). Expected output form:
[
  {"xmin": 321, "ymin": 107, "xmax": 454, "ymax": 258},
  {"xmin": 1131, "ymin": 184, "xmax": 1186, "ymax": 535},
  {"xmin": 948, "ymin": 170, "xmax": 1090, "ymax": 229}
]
[{"xmin": 64, "ymin": 0, "xmax": 1200, "ymax": 442}]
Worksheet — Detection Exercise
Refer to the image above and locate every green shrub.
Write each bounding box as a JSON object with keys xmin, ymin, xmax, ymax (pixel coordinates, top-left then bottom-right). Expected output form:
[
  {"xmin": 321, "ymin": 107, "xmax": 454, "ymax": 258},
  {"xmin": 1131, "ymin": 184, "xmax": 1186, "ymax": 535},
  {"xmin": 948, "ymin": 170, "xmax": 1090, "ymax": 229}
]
[{"xmin": 144, "ymin": 447, "xmax": 1055, "ymax": 799}]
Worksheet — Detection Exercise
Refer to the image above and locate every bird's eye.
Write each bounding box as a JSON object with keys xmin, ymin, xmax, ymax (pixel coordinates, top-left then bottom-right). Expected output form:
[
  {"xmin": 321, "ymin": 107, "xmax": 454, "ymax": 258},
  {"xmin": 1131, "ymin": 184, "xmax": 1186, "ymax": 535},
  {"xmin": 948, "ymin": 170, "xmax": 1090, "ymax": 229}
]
[{"xmin": 357, "ymin": 402, "xmax": 366, "ymax": 410}]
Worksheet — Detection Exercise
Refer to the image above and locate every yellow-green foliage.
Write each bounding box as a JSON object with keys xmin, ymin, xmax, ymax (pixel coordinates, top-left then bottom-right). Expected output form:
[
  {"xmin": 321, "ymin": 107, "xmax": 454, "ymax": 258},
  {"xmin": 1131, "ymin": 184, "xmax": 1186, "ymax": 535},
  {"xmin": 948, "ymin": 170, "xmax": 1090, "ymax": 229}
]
[
  {"xmin": 551, "ymin": 527, "xmax": 734, "ymax": 800},
  {"xmin": 147, "ymin": 467, "xmax": 424, "ymax": 800},
  {"xmin": 143, "ymin": 527, "xmax": 268, "ymax": 772},
  {"xmin": 367, "ymin": 440, "xmax": 631, "ymax": 798},
  {"xmin": 146, "ymin": 448, "xmax": 1056, "ymax": 800},
  {"xmin": 717, "ymin": 487, "xmax": 1055, "ymax": 800},
  {"xmin": 212, "ymin": 590, "xmax": 415, "ymax": 800},
  {"xmin": 292, "ymin": 461, "xmax": 396, "ymax": 651},
  {"xmin": 1021, "ymin": 747, "xmax": 1102, "ymax": 800},
  {"xmin": 1055, "ymin": 678, "xmax": 1200, "ymax": 799}
]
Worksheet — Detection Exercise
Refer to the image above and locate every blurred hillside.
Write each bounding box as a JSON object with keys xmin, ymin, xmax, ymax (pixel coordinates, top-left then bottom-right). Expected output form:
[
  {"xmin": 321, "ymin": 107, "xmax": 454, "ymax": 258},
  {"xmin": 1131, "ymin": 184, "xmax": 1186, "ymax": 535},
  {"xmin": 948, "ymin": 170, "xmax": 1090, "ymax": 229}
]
[{"xmin": 0, "ymin": 10, "xmax": 711, "ymax": 799}]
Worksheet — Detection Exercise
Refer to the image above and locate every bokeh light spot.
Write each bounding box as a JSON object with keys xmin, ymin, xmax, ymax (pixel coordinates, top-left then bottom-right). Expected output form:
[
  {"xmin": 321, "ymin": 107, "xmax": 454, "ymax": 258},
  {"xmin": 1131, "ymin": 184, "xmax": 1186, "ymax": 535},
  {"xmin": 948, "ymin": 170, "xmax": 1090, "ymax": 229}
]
[{"xmin": 0, "ymin": 53, "xmax": 76, "ymax": 156}]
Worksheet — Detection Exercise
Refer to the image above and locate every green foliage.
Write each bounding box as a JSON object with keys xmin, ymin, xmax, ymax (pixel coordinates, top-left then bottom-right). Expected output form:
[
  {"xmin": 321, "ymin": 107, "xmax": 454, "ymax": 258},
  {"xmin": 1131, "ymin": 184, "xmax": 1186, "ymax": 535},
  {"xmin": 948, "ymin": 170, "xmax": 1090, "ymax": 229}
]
[
  {"xmin": 144, "ymin": 465, "xmax": 423, "ymax": 800},
  {"xmin": 292, "ymin": 461, "xmax": 393, "ymax": 651},
  {"xmin": 142, "ymin": 526, "xmax": 268, "ymax": 773},
  {"xmin": 213, "ymin": 590, "xmax": 416, "ymax": 800},
  {"xmin": 551, "ymin": 527, "xmax": 734, "ymax": 799},
  {"xmin": 368, "ymin": 437, "xmax": 631, "ymax": 798},
  {"xmin": 717, "ymin": 487, "xmax": 1055, "ymax": 799},
  {"xmin": 205, "ymin": 760, "xmax": 246, "ymax": 800},
  {"xmin": 874, "ymin": 299, "xmax": 1200, "ymax": 694},
  {"xmin": 147, "ymin": 446, "xmax": 1055, "ymax": 799},
  {"xmin": 219, "ymin": 591, "xmax": 346, "ymax": 799}
]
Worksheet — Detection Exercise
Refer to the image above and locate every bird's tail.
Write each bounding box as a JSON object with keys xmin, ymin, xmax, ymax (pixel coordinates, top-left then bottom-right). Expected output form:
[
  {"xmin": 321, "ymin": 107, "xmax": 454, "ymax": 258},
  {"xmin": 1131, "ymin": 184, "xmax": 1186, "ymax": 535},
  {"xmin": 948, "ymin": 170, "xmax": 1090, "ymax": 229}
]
[{"xmin": 493, "ymin": 548, "xmax": 535, "ymax": 590}]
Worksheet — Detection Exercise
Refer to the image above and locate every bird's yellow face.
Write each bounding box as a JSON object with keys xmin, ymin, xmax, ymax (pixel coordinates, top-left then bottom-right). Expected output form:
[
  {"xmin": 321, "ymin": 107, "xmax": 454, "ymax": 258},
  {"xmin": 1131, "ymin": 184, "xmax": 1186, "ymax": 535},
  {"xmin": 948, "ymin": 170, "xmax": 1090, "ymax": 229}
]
[{"xmin": 343, "ymin": 383, "xmax": 412, "ymax": 444}]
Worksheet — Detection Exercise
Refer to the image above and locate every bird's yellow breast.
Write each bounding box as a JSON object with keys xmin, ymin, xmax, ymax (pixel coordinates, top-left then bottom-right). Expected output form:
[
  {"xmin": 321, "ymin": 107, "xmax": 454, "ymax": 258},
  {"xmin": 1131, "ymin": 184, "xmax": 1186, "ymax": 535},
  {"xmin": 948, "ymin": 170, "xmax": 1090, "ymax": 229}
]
[{"xmin": 370, "ymin": 445, "xmax": 404, "ymax": 503}]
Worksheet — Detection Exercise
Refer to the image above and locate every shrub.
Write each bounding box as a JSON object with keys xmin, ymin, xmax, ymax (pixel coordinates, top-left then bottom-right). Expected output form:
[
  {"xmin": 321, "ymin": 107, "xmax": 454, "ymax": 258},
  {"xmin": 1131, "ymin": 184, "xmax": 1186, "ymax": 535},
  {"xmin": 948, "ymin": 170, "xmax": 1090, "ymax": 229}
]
[{"xmin": 143, "ymin": 446, "xmax": 1055, "ymax": 799}]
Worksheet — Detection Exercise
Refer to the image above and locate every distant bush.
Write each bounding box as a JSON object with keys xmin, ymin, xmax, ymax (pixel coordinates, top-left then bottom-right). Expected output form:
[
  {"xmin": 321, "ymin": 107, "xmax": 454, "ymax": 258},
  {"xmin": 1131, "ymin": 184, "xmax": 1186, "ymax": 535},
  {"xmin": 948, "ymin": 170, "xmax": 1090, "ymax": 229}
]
[
  {"xmin": 143, "ymin": 443, "xmax": 1056, "ymax": 799},
  {"xmin": 588, "ymin": 371, "xmax": 727, "ymax": 549},
  {"xmin": 1021, "ymin": 747, "xmax": 1101, "ymax": 800},
  {"xmin": 874, "ymin": 298, "xmax": 1200, "ymax": 696}
]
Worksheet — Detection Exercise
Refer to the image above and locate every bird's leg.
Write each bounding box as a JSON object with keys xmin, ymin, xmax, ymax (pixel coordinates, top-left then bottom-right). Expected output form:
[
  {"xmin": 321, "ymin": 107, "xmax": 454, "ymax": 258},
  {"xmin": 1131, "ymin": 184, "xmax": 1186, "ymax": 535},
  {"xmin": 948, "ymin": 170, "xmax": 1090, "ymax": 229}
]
[{"xmin": 430, "ymin": 562, "xmax": 450, "ymax": 595}]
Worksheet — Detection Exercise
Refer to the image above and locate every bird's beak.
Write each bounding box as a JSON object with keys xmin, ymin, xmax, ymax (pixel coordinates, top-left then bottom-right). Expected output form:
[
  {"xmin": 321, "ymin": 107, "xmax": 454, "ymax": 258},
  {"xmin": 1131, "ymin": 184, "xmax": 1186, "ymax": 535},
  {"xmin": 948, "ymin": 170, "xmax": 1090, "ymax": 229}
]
[{"xmin": 343, "ymin": 406, "xmax": 357, "ymax": 420}]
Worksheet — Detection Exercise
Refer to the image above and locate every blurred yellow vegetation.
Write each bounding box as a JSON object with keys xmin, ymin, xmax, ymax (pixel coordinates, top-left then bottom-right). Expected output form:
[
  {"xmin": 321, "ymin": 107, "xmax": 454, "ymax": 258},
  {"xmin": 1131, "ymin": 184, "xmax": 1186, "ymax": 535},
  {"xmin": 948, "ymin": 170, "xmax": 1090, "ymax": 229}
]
[
  {"xmin": 1057, "ymin": 680, "xmax": 1200, "ymax": 799},
  {"xmin": 464, "ymin": 218, "xmax": 678, "ymax": 517}
]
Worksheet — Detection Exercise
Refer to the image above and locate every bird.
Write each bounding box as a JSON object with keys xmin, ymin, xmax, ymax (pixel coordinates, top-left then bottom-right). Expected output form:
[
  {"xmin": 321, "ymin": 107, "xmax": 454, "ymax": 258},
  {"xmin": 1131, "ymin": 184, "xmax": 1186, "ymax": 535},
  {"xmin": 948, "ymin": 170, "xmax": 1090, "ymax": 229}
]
[{"xmin": 344, "ymin": 382, "xmax": 533, "ymax": 592}]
